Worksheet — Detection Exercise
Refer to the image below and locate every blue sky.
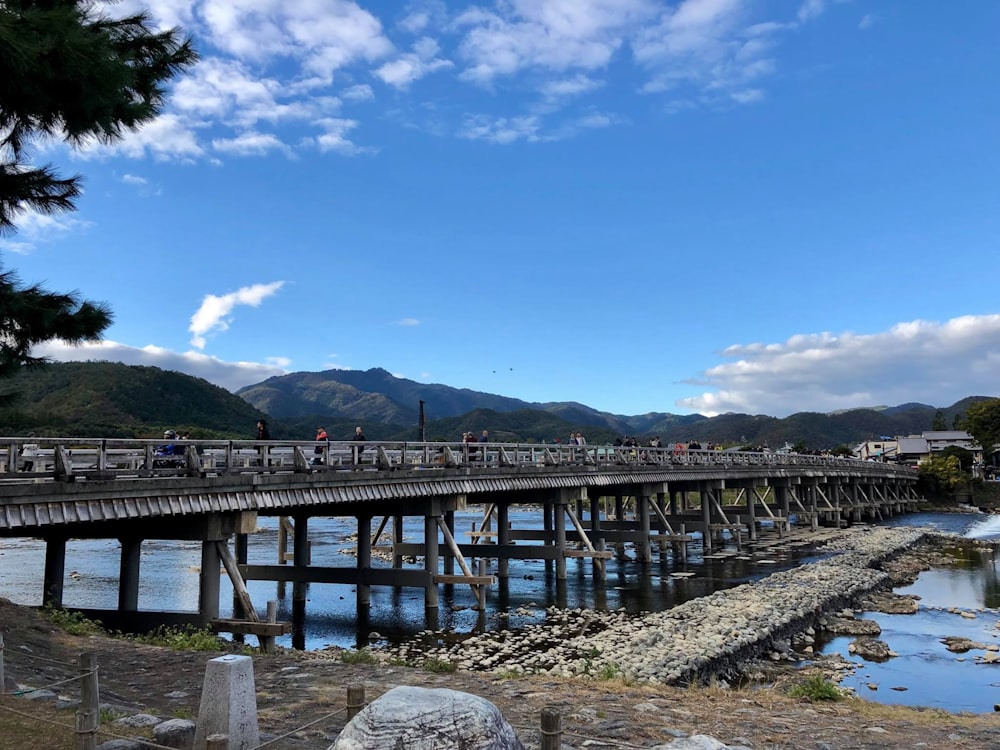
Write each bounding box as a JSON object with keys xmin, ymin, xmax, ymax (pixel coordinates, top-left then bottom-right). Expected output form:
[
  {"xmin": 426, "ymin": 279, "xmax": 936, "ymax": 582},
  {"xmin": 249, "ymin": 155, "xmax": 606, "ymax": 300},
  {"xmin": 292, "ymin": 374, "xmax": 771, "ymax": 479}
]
[{"xmin": 5, "ymin": 0, "xmax": 1000, "ymax": 418}]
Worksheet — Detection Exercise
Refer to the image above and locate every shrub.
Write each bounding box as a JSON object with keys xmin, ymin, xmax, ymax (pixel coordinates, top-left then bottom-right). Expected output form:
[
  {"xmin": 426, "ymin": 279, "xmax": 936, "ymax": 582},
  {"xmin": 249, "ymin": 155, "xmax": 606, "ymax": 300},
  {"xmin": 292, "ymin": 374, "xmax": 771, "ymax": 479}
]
[{"xmin": 788, "ymin": 674, "xmax": 843, "ymax": 701}]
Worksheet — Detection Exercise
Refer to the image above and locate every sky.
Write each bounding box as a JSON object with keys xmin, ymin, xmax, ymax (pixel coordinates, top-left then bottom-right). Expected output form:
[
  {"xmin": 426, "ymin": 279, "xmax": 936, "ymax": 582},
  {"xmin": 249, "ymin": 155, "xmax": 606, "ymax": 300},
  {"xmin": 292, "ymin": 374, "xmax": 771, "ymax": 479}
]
[{"xmin": 4, "ymin": 0, "xmax": 1000, "ymax": 419}]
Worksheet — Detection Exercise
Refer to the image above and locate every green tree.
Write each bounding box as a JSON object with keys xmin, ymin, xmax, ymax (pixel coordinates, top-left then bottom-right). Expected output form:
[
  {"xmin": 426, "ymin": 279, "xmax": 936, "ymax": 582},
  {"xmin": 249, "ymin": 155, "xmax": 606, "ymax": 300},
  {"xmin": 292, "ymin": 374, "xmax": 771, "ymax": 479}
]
[
  {"xmin": 963, "ymin": 399, "xmax": 1000, "ymax": 458},
  {"xmin": 0, "ymin": 1, "xmax": 196, "ymax": 388},
  {"xmin": 917, "ymin": 454, "xmax": 968, "ymax": 501},
  {"xmin": 932, "ymin": 409, "xmax": 947, "ymax": 430}
]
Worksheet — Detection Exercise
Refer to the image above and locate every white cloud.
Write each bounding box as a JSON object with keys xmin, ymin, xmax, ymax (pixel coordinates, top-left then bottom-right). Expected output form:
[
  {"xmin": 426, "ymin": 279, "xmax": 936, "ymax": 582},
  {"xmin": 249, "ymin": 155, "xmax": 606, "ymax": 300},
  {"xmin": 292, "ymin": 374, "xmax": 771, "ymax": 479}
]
[
  {"xmin": 342, "ymin": 84, "xmax": 375, "ymax": 101},
  {"xmin": 539, "ymin": 74, "xmax": 605, "ymax": 100},
  {"xmin": 797, "ymin": 0, "xmax": 825, "ymax": 23},
  {"xmin": 677, "ymin": 315, "xmax": 1000, "ymax": 418},
  {"xmin": 33, "ymin": 339, "xmax": 288, "ymax": 392},
  {"xmin": 0, "ymin": 210, "xmax": 92, "ymax": 254},
  {"xmin": 459, "ymin": 114, "xmax": 542, "ymax": 144},
  {"xmin": 633, "ymin": 0, "xmax": 782, "ymax": 103},
  {"xmin": 121, "ymin": 174, "xmax": 148, "ymax": 186},
  {"xmin": 375, "ymin": 37, "xmax": 453, "ymax": 88},
  {"xmin": 396, "ymin": 317, "xmax": 421, "ymax": 326},
  {"xmin": 398, "ymin": 1, "xmax": 448, "ymax": 34},
  {"xmin": 189, "ymin": 281, "xmax": 286, "ymax": 349},
  {"xmin": 456, "ymin": 0, "xmax": 653, "ymax": 84},
  {"xmin": 859, "ymin": 14, "xmax": 876, "ymax": 30},
  {"xmin": 211, "ymin": 131, "xmax": 294, "ymax": 157},
  {"xmin": 308, "ymin": 118, "xmax": 372, "ymax": 155}
]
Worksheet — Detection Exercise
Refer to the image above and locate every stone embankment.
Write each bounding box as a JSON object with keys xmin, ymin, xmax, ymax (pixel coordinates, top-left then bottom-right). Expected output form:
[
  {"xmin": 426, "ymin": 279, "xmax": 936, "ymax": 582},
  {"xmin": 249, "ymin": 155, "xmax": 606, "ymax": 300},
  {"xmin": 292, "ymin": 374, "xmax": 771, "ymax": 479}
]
[{"xmin": 376, "ymin": 526, "xmax": 927, "ymax": 685}]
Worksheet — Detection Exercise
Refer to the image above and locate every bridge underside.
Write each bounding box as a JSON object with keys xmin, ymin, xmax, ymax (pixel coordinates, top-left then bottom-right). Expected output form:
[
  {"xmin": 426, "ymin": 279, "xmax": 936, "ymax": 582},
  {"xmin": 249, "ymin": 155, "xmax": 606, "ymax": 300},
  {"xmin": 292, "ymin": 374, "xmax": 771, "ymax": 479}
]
[{"xmin": 4, "ymin": 467, "xmax": 922, "ymax": 647}]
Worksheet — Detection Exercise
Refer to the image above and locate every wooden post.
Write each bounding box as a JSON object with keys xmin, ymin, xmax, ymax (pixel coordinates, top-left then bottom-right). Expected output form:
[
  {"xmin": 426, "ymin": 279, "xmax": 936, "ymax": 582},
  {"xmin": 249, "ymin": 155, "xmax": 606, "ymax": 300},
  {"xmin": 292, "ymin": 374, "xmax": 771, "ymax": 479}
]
[
  {"xmin": 261, "ymin": 600, "xmax": 278, "ymax": 654},
  {"xmin": 476, "ymin": 559, "xmax": 488, "ymax": 610},
  {"xmin": 346, "ymin": 684, "xmax": 365, "ymax": 720},
  {"xmin": 206, "ymin": 734, "xmax": 228, "ymax": 750},
  {"xmin": 540, "ymin": 707, "xmax": 561, "ymax": 750},
  {"xmin": 74, "ymin": 652, "xmax": 99, "ymax": 750}
]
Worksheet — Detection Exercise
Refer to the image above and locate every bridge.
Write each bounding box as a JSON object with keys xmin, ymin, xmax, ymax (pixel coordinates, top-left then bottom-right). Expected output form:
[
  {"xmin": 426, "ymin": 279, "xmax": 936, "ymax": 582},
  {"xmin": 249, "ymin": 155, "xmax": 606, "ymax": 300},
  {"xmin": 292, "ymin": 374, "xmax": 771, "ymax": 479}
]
[{"xmin": 0, "ymin": 436, "xmax": 920, "ymax": 645}]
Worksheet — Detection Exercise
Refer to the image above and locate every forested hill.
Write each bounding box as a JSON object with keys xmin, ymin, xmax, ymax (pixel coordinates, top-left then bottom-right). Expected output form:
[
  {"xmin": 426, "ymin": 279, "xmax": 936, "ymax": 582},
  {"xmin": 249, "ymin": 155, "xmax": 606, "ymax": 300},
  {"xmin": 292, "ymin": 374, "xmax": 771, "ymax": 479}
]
[
  {"xmin": 0, "ymin": 362, "xmax": 991, "ymax": 448},
  {"xmin": 0, "ymin": 362, "xmax": 267, "ymax": 438}
]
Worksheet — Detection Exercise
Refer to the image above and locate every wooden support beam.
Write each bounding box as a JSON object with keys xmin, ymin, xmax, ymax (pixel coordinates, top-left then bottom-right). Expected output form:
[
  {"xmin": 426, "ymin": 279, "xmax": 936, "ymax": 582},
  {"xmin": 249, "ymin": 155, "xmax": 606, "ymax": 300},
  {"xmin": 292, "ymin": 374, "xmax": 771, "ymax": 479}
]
[
  {"xmin": 432, "ymin": 574, "xmax": 496, "ymax": 585},
  {"xmin": 210, "ymin": 619, "xmax": 290, "ymax": 636},
  {"xmin": 216, "ymin": 541, "xmax": 260, "ymax": 622},
  {"xmin": 562, "ymin": 549, "xmax": 613, "ymax": 559}
]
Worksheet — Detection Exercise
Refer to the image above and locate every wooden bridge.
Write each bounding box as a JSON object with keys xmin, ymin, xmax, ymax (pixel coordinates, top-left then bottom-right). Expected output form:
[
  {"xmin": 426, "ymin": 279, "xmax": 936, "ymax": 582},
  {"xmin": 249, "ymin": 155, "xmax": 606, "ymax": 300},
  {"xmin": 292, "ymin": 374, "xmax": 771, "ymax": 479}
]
[{"xmin": 0, "ymin": 437, "xmax": 920, "ymax": 644}]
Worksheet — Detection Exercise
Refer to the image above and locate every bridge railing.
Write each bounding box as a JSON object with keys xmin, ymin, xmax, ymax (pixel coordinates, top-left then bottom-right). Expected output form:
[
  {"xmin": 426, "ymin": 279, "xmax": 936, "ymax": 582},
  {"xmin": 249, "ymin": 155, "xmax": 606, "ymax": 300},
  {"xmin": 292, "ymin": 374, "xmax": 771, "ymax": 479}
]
[{"xmin": 0, "ymin": 437, "xmax": 916, "ymax": 483}]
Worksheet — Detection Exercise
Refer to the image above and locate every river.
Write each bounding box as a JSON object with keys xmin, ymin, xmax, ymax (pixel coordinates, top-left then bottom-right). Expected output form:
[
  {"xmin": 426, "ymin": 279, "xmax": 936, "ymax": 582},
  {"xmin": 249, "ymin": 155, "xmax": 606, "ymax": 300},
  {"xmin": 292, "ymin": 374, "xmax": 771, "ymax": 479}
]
[{"xmin": 1, "ymin": 510, "xmax": 997, "ymax": 712}]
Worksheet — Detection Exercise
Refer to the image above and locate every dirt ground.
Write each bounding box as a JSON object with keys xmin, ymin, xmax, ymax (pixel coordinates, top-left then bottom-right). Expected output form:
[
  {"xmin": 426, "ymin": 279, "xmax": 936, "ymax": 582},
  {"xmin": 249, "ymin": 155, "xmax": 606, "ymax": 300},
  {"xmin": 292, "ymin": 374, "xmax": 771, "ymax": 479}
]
[{"xmin": 1, "ymin": 596, "xmax": 999, "ymax": 750}]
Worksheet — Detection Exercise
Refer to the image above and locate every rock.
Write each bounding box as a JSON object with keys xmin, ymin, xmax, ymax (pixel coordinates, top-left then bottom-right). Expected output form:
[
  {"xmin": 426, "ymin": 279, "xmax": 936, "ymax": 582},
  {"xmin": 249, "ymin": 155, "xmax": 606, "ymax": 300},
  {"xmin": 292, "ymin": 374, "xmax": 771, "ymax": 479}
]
[
  {"xmin": 329, "ymin": 686, "xmax": 524, "ymax": 750},
  {"xmin": 652, "ymin": 735, "xmax": 732, "ymax": 749},
  {"xmin": 862, "ymin": 593, "xmax": 919, "ymax": 614},
  {"xmin": 113, "ymin": 713, "xmax": 163, "ymax": 728},
  {"xmin": 819, "ymin": 616, "xmax": 881, "ymax": 636},
  {"xmin": 851, "ymin": 638, "xmax": 893, "ymax": 661},
  {"xmin": 153, "ymin": 718, "xmax": 196, "ymax": 748},
  {"xmin": 941, "ymin": 636, "xmax": 991, "ymax": 653},
  {"xmin": 96, "ymin": 740, "xmax": 148, "ymax": 750}
]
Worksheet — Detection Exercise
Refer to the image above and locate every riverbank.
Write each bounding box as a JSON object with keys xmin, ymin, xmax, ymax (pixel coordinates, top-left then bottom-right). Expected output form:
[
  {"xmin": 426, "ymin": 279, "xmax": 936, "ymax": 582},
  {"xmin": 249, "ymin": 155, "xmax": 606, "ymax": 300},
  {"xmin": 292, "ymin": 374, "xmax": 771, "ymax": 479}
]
[{"xmin": 4, "ymin": 524, "xmax": 1000, "ymax": 748}]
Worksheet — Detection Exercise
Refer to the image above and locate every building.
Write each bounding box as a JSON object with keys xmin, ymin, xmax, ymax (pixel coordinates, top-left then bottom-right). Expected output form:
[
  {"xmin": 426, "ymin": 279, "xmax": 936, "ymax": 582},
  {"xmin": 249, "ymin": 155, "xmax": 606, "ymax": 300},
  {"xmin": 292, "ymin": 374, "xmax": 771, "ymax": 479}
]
[{"xmin": 857, "ymin": 430, "xmax": 982, "ymax": 468}]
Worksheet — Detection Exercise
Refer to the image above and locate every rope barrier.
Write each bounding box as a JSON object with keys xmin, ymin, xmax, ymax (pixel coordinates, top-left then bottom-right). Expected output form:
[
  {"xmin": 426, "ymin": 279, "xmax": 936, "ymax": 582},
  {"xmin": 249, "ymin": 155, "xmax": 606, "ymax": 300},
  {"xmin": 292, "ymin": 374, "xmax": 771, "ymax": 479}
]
[
  {"xmin": 4, "ymin": 648, "xmax": 78, "ymax": 667},
  {"xmin": 252, "ymin": 705, "xmax": 348, "ymax": 749},
  {"xmin": 0, "ymin": 700, "xmax": 76, "ymax": 731},
  {"xmin": 93, "ymin": 723, "xmax": 189, "ymax": 750},
  {"xmin": 10, "ymin": 667, "xmax": 96, "ymax": 696}
]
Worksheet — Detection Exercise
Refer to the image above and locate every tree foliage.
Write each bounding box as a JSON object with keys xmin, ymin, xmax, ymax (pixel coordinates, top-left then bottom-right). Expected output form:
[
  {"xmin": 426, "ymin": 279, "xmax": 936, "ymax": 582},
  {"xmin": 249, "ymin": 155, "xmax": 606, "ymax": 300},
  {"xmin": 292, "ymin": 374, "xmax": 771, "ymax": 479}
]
[
  {"xmin": 962, "ymin": 399, "xmax": 1000, "ymax": 457},
  {"xmin": 917, "ymin": 454, "xmax": 968, "ymax": 501},
  {"xmin": 0, "ymin": 0, "xmax": 196, "ymax": 392}
]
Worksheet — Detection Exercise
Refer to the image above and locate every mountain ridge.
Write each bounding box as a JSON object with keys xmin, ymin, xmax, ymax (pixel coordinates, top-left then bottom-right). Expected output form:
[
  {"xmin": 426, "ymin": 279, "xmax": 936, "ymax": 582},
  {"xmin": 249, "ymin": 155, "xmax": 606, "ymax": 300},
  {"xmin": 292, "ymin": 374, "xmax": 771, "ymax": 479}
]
[{"xmin": 0, "ymin": 363, "xmax": 993, "ymax": 448}]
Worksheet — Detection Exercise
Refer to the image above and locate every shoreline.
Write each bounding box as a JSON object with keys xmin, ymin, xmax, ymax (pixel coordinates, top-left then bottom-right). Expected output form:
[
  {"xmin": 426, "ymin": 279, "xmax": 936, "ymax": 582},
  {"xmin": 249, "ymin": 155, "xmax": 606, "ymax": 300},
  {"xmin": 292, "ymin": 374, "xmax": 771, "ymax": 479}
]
[
  {"xmin": 344, "ymin": 525, "xmax": 941, "ymax": 686},
  {"xmin": 3, "ymin": 525, "xmax": 1000, "ymax": 748}
]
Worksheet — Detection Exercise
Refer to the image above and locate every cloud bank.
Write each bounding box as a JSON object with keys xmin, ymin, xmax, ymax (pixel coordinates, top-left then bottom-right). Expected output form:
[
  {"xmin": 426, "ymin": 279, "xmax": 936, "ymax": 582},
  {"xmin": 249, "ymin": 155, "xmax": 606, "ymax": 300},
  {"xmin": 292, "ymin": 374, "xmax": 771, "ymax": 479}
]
[{"xmin": 678, "ymin": 315, "xmax": 1000, "ymax": 417}]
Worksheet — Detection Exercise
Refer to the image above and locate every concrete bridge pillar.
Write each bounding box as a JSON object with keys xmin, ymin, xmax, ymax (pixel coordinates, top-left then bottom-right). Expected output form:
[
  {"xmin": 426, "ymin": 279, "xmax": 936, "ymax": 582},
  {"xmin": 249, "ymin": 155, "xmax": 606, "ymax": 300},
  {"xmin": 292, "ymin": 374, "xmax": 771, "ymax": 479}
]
[
  {"xmin": 554, "ymin": 490, "xmax": 569, "ymax": 580},
  {"xmin": 118, "ymin": 537, "xmax": 142, "ymax": 612},
  {"xmin": 589, "ymin": 493, "xmax": 606, "ymax": 581},
  {"xmin": 613, "ymin": 492, "xmax": 627, "ymax": 560},
  {"xmin": 199, "ymin": 540, "xmax": 221, "ymax": 622},
  {"xmin": 636, "ymin": 489, "xmax": 651, "ymax": 563},
  {"xmin": 497, "ymin": 502, "xmax": 510, "ymax": 578},
  {"xmin": 357, "ymin": 514, "xmax": 372, "ymax": 609},
  {"xmin": 443, "ymin": 510, "xmax": 455, "ymax": 577},
  {"xmin": 42, "ymin": 535, "xmax": 67, "ymax": 608},
  {"xmin": 291, "ymin": 515, "xmax": 309, "ymax": 648},
  {"xmin": 424, "ymin": 503, "xmax": 440, "ymax": 611},
  {"xmin": 393, "ymin": 515, "xmax": 404, "ymax": 568},
  {"xmin": 700, "ymin": 483, "xmax": 713, "ymax": 553}
]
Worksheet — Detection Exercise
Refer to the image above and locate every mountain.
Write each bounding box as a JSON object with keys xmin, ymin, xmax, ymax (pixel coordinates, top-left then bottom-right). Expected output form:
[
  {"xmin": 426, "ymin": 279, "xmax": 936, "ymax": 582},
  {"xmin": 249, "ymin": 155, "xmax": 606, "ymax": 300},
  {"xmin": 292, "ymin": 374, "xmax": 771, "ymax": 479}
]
[
  {"xmin": 237, "ymin": 368, "xmax": 538, "ymax": 425},
  {"xmin": 0, "ymin": 362, "xmax": 267, "ymax": 438},
  {"xmin": 0, "ymin": 362, "xmax": 995, "ymax": 449}
]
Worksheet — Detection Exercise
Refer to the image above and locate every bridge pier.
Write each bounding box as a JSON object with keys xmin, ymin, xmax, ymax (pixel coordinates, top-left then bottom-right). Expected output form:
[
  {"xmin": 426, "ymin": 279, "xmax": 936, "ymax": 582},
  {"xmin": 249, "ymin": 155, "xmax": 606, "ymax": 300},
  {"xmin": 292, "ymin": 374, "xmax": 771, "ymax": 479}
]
[
  {"xmin": 200, "ymin": 540, "xmax": 221, "ymax": 621},
  {"xmin": 424, "ymin": 512, "xmax": 439, "ymax": 610},
  {"xmin": 357, "ymin": 514, "xmax": 371, "ymax": 609},
  {"xmin": 42, "ymin": 535, "xmax": 67, "ymax": 608},
  {"xmin": 118, "ymin": 537, "xmax": 141, "ymax": 612},
  {"xmin": 497, "ymin": 503, "xmax": 510, "ymax": 579}
]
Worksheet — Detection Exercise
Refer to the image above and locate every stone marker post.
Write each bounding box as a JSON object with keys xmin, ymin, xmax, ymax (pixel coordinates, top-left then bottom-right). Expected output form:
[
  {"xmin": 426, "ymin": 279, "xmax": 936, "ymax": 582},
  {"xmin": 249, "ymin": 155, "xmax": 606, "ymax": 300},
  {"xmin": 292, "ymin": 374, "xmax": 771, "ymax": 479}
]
[{"xmin": 193, "ymin": 654, "xmax": 259, "ymax": 750}]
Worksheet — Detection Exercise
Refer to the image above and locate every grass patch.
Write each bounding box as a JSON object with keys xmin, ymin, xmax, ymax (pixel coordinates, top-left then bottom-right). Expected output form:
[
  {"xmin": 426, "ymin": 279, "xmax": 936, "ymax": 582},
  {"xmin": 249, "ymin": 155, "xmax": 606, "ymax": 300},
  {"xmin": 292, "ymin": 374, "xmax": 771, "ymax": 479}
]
[
  {"xmin": 787, "ymin": 674, "xmax": 844, "ymax": 702},
  {"xmin": 340, "ymin": 649, "xmax": 379, "ymax": 665},
  {"xmin": 132, "ymin": 625, "xmax": 232, "ymax": 652},
  {"xmin": 422, "ymin": 657, "xmax": 457, "ymax": 674},
  {"xmin": 41, "ymin": 607, "xmax": 104, "ymax": 636}
]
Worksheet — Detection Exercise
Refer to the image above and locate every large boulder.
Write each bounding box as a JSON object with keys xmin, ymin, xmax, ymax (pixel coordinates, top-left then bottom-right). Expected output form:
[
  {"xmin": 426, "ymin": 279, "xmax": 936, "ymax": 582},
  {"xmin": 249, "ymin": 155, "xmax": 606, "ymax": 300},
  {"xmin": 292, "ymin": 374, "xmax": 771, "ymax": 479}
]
[{"xmin": 330, "ymin": 686, "xmax": 524, "ymax": 750}]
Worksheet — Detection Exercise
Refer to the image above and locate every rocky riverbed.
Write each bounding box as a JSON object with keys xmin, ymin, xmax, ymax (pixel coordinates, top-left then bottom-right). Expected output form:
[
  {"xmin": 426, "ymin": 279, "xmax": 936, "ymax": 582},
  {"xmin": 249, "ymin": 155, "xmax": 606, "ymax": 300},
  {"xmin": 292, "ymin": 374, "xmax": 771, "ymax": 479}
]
[
  {"xmin": 358, "ymin": 526, "xmax": 937, "ymax": 686},
  {"xmin": 4, "ymin": 524, "xmax": 1000, "ymax": 749}
]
